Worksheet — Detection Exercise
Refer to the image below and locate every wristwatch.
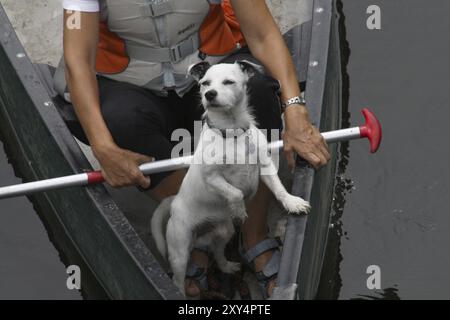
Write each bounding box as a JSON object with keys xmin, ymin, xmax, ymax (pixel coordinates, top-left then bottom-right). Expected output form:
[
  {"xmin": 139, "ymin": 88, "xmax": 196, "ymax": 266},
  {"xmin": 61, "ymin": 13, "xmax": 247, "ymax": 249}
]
[{"xmin": 281, "ymin": 95, "xmax": 306, "ymax": 112}]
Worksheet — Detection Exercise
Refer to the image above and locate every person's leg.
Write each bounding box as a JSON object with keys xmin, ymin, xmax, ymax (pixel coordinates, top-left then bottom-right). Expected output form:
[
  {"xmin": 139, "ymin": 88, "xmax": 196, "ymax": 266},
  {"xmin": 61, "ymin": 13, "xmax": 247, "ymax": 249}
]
[
  {"xmin": 244, "ymin": 73, "xmax": 283, "ymax": 296},
  {"xmin": 96, "ymin": 76, "xmax": 186, "ymax": 198},
  {"xmin": 146, "ymin": 86, "xmax": 204, "ymax": 202}
]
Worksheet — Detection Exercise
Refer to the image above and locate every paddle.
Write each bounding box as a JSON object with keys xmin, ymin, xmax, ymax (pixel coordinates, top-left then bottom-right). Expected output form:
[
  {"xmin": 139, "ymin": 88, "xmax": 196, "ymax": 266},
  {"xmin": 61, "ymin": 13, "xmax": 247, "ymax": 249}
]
[{"xmin": 0, "ymin": 108, "xmax": 381, "ymax": 200}]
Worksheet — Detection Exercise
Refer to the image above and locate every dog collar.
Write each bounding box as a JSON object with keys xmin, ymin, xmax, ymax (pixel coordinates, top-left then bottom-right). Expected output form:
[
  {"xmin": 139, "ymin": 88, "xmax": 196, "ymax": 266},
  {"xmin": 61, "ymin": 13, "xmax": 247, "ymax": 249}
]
[{"xmin": 204, "ymin": 117, "xmax": 250, "ymax": 139}]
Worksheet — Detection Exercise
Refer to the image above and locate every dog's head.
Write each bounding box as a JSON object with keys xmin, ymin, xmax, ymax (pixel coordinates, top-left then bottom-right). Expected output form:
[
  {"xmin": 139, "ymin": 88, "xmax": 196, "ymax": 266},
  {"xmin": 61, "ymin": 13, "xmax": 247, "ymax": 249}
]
[{"xmin": 188, "ymin": 60, "xmax": 263, "ymax": 111}]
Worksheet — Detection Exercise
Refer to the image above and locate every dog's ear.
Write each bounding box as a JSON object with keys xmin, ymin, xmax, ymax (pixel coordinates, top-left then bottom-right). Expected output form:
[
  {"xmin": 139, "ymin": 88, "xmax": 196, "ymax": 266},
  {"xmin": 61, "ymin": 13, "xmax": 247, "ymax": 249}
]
[
  {"xmin": 236, "ymin": 60, "xmax": 264, "ymax": 78},
  {"xmin": 188, "ymin": 61, "xmax": 211, "ymax": 82}
]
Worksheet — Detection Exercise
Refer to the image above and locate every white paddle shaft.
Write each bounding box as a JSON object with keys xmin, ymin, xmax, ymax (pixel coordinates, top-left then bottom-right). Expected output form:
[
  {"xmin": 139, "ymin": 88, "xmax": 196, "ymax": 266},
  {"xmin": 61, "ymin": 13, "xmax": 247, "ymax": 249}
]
[{"xmin": 0, "ymin": 126, "xmax": 364, "ymax": 200}]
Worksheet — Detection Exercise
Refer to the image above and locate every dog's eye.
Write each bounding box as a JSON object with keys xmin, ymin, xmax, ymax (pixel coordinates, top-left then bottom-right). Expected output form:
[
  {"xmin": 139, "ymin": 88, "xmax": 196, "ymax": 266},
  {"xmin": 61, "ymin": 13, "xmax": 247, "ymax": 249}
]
[
  {"xmin": 200, "ymin": 80, "xmax": 210, "ymax": 87},
  {"xmin": 223, "ymin": 80, "xmax": 235, "ymax": 85}
]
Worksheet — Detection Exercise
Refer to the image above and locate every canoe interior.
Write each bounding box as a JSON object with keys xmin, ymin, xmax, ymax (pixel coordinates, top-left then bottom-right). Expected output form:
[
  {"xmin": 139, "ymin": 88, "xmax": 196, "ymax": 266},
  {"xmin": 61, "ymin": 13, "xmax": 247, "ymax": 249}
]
[{"xmin": 0, "ymin": 0, "xmax": 341, "ymax": 299}]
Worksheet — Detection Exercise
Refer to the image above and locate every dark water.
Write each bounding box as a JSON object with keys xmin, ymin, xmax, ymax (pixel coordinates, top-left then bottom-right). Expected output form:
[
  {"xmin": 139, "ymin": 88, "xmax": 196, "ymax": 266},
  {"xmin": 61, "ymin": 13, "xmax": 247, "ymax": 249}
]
[
  {"xmin": 319, "ymin": 0, "xmax": 450, "ymax": 299},
  {"xmin": 1, "ymin": 0, "xmax": 449, "ymax": 300}
]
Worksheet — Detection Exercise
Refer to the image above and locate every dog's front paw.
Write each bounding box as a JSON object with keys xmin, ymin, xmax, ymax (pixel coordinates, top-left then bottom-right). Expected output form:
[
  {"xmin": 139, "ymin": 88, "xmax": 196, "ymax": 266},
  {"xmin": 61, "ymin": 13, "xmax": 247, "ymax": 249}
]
[
  {"xmin": 229, "ymin": 202, "xmax": 248, "ymax": 221},
  {"xmin": 282, "ymin": 195, "xmax": 311, "ymax": 214},
  {"xmin": 219, "ymin": 261, "xmax": 241, "ymax": 274}
]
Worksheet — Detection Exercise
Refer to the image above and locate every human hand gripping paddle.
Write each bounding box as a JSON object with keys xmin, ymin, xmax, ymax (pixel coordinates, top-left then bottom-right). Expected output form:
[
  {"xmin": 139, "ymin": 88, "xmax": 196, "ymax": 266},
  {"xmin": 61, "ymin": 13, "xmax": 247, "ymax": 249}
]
[{"xmin": 0, "ymin": 108, "xmax": 381, "ymax": 200}]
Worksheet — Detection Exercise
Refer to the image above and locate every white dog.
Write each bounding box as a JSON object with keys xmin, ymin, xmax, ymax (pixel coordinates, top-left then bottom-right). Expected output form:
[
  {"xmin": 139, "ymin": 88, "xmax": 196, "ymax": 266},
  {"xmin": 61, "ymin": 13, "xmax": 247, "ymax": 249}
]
[{"xmin": 151, "ymin": 61, "xmax": 310, "ymax": 293}]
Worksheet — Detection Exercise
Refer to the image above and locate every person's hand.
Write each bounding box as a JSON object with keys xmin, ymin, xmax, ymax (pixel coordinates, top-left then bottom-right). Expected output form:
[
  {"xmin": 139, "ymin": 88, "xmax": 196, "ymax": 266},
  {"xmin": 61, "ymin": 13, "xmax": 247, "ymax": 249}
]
[
  {"xmin": 283, "ymin": 105, "xmax": 331, "ymax": 170},
  {"xmin": 93, "ymin": 143, "xmax": 153, "ymax": 189}
]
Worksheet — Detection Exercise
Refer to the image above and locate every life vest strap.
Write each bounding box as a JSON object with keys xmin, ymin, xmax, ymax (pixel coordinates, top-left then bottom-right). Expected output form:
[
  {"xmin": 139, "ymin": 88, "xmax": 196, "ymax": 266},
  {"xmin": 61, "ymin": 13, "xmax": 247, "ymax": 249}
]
[
  {"xmin": 139, "ymin": 1, "xmax": 174, "ymax": 18},
  {"xmin": 126, "ymin": 32, "xmax": 200, "ymax": 63}
]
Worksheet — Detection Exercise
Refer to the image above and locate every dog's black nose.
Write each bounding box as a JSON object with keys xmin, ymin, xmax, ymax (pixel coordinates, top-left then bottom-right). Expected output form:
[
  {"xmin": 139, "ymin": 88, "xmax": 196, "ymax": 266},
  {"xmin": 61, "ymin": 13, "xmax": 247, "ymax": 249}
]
[{"xmin": 205, "ymin": 90, "xmax": 217, "ymax": 101}]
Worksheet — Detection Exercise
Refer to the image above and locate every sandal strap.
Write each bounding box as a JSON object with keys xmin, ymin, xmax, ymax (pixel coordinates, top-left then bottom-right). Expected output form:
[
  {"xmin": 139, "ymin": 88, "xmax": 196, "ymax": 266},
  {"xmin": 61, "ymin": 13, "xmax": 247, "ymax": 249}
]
[
  {"xmin": 241, "ymin": 238, "xmax": 282, "ymax": 264},
  {"xmin": 185, "ymin": 245, "xmax": 210, "ymax": 291},
  {"xmin": 193, "ymin": 244, "xmax": 210, "ymax": 254},
  {"xmin": 255, "ymin": 250, "xmax": 281, "ymax": 299},
  {"xmin": 238, "ymin": 234, "xmax": 283, "ymax": 299},
  {"xmin": 186, "ymin": 262, "xmax": 208, "ymax": 290},
  {"xmin": 255, "ymin": 249, "xmax": 281, "ymax": 281}
]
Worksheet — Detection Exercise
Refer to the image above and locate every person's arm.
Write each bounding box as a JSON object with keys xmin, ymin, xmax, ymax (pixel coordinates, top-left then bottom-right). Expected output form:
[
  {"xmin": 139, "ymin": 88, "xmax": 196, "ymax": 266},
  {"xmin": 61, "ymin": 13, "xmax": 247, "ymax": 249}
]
[
  {"xmin": 231, "ymin": 0, "xmax": 330, "ymax": 169},
  {"xmin": 63, "ymin": 10, "xmax": 151, "ymax": 188}
]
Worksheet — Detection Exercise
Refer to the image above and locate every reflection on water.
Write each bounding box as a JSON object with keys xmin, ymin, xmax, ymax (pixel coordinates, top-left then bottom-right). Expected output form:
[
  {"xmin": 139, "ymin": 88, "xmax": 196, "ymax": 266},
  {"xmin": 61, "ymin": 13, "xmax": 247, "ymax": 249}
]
[{"xmin": 354, "ymin": 286, "xmax": 400, "ymax": 300}]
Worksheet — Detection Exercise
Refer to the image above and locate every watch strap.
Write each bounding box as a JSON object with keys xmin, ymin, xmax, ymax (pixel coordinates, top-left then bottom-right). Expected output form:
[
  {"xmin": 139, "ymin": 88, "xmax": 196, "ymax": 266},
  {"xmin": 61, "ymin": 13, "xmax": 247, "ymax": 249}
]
[{"xmin": 281, "ymin": 95, "xmax": 306, "ymax": 112}]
